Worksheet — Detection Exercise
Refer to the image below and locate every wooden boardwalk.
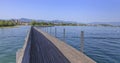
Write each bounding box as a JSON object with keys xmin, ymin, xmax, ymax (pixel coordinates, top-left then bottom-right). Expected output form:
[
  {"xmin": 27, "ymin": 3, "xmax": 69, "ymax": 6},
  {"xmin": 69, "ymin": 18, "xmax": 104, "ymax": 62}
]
[{"xmin": 16, "ymin": 26, "xmax": 96, "ymax": 63}]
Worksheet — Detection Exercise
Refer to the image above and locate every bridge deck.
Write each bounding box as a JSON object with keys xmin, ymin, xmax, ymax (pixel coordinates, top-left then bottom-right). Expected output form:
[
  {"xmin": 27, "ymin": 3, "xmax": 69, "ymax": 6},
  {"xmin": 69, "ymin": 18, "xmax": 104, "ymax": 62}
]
[
  {"xmin": 30, "ymin": 27, "xmax": 70, "ymax": 63},
  {"xmin": 16, "ymin": 27, "xmax": 96, "ymax": 63}
]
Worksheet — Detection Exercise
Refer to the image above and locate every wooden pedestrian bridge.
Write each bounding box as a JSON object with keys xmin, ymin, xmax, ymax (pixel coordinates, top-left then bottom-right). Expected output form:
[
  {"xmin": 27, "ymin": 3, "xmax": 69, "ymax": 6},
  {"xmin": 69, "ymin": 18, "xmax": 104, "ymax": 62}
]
[{"xmin": 16, "ymin": 26, "xmax": 96, "ymax": 63}]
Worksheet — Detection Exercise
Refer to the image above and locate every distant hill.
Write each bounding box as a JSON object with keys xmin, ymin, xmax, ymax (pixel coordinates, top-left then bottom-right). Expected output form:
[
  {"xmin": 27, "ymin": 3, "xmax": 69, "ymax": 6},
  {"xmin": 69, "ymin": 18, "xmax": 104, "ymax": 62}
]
[
  {"xmin": 18, "ymin": 18, "xmax": 32, "ymax": 22},
  {"xmin": 50, "ymin": 20, "xmax": 77, "ymax": 24},
  {"xmin": 18, "ymin": 18, "xmax": 77, "ymax": 24},
  {"xmin": 91, "ymin": 22, "xmax": 120, "ymax": 26},
  {"xmin": 18, "ymin": 18, "xmax": 51, "ymax": 22}
]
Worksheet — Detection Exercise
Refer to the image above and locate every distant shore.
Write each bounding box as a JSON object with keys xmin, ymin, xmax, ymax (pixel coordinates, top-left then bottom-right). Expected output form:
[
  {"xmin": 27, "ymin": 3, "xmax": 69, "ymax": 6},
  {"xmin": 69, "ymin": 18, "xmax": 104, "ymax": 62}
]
[{"xmin": 0, "ymin": 20, "xmax": 120, "ymax": 28}]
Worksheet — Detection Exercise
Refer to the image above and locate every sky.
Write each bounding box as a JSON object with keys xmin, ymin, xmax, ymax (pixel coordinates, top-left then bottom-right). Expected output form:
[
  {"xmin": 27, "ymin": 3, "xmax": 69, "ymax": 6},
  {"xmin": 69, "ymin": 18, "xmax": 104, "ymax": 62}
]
[{"xmin": 0, "ymin": 0, "xmax": 120, "ymax": 23}]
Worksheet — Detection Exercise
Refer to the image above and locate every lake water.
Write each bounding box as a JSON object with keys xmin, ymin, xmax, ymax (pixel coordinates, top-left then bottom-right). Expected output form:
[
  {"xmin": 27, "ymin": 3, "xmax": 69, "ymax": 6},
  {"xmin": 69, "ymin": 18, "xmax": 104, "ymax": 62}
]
[
  {"xmin": 0, "ymin": 26, "xmax": 30, "ymax": 63},
  {"xmin": 40, "ymin": 26, "xmax": 120, "ymax": 63},
  {"xmin": 0, "ymin": 26, "xmax": 120, "ymax": 63}
]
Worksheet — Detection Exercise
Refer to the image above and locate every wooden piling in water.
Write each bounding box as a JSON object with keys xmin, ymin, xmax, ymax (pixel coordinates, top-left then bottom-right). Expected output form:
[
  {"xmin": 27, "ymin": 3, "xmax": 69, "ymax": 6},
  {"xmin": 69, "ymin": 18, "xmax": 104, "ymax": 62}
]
[
  {"xmin": 55, "ymin": 28, "xmax": 57, "ymax": 37},
  {"xmin": 46, "ymin": 27, "xmax": 48, "ymax": 33},
  {"xmin": 50, "ymin": 27, "xmax": 52, "ymax": 34},
  {"xmin": 63, "ymin": 28, "xmax": 65, "ymax": 42},
  {"xmin": 80, "ymin": 31, "xmax": 84, "ymax": 53}
]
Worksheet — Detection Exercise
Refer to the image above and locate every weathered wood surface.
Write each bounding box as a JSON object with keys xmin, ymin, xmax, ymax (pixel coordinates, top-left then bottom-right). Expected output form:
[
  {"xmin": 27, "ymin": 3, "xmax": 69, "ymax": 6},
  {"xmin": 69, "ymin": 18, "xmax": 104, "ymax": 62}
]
[{"xmin": 16, "ymin": 26, "xmax": 96, "ymax": 63}]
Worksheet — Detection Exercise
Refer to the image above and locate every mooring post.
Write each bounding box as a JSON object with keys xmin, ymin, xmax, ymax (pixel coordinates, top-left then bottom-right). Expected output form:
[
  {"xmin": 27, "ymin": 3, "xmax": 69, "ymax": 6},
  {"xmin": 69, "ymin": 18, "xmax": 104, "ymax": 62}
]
[
  {"xmin": 50, "ymin": 27, "xmax": 51, "ymax": 34},
  {"xmin": 80, "ymin": 31, "xmax": 84, "ymax": 53},
  {"xmin": 46, "ymin": 27, "xmax": 47, "ymax": 32},
  {"xmin": 45, "ymin": 27, "xmax": 47, "ymax": 32},
  {"xmin": 63, "ymin": 28, "xmax": 65, "ymax": 42},
  {"xmin": 47, "ymin": 27, "xmax": 48, "ymax": 33},
  {"xmin": 44, "ymin": 27, "xmax": 46, "ymax": 32},
  {"xmin": 55, "ymin": 28, "xmax": 57, "ymax": 37},
  {"xmin": 47, "ymin": 27, "xmax": 50, "ymax": 33}
]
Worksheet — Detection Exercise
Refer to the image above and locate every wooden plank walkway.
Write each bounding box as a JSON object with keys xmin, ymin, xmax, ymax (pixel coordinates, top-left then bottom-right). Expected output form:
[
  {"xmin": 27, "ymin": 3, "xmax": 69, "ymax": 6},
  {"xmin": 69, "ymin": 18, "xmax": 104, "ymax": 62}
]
[{"xmin": 16, "ymin": 26, "xmax": 96, "ymax": 63}]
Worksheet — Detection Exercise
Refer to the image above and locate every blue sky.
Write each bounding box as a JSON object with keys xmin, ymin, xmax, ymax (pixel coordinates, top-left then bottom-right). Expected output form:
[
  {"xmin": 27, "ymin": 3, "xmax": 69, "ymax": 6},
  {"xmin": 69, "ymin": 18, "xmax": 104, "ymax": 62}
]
[{"xmin": 0, "ymin": 0, "xmax": 120, "ymax": 23}]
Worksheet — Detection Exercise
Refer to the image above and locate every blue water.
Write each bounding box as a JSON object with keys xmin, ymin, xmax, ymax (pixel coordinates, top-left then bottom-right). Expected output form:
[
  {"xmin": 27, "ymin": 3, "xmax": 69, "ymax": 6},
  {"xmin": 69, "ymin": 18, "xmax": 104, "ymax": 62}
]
[
  {"xmin": 40, "ymin": 26, "xmax": 120, "ymax": 63},
  {"xmin": 0, "ymin": 26, "xmax": 30, "ymax": 63},
  {"xmin": 0, "ymin": 26, "xmax": 120, "ymax": 63}
]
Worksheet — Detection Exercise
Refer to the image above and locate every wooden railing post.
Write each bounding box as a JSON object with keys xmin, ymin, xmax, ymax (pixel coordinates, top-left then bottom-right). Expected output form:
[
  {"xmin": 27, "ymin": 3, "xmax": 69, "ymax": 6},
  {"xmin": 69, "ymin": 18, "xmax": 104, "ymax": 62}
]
[{"xmin": 80, "ymin": 31, "xmax": 84, "ymax": 53}]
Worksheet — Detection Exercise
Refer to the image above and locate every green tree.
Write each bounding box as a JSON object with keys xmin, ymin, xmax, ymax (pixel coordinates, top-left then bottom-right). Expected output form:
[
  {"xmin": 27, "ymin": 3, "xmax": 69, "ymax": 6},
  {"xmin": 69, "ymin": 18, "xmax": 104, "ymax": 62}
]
[
  {"xmin": 8, "ymin": 21, "xmax": 14, "ymax": 26},
  {"xmin": 0, "ymin": 20, "xmax": 15, "ymax": 27},
  {"xmin": 30, "ymin": 21, "xmax": 36, "ymax": 26}
]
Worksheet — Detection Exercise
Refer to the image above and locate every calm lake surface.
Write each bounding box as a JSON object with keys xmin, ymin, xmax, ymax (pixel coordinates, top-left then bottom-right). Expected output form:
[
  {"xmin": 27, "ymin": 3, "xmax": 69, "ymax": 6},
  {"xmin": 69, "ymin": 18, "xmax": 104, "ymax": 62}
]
[
  {"xmin": 0, "ymin": 26, "xmax": 30, "ymax": 63},
  {"xmin": 0, "ymin": 26, "xmax": 120, "ymax": 63},
  {"xmin": 40, "ymin": 26, "xmax": 120, "ymax": 63}
]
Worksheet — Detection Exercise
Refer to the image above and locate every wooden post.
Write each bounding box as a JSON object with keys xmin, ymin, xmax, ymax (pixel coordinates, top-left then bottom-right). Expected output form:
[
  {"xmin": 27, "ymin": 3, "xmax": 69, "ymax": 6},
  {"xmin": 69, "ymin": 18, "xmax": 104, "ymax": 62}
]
[
  {"xmin": 47, "ymin": 27, "xmax": 49, "ymax": 33},
  {"xmin": 55, "ymin": 28, "xmax": 57, "ymax": 37},
  {"xmin": 50, "ymin": 27, "xmax": 51, "ymax": 34},
  {"xmin": 80, "ymin": 31, "xmax": 84, "ymax": 53},
  {"xmin": 45, "ymin": 28, "xmax": 46, "ymax": 32},
  {"xmin": 63, "ymin": 28, "xmax": 65, "ymax": 41},
  {"xmin": 45, "ymin": 28, "xmax": 47, "ymax": 32},
  {"xmin": 46, "ymin": 27, "xmax": 48, "ymax": 33}
]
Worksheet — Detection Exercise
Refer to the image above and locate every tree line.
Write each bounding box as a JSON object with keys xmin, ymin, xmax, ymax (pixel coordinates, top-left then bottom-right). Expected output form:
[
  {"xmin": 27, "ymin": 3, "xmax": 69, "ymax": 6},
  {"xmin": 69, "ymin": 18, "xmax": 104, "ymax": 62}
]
[
  {"xmin": 30, "ymin": 21, "xmax": 54, "ymax": 26},
  {"xmin": 30, "ymin": 21, "xmax": 79, "ymax": 26},
  {"xmin": 0, "ymin": 20, "xmax": 15, "ymax": 27}
]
